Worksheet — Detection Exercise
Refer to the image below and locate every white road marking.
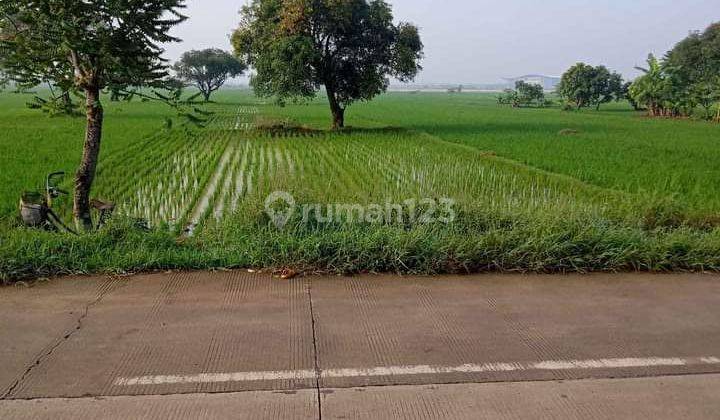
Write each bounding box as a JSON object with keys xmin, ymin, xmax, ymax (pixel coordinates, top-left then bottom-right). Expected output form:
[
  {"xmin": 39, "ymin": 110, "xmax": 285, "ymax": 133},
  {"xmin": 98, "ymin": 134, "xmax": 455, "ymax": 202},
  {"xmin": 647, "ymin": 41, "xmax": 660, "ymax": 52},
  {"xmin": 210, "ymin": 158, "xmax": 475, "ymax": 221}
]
[
  {"xmin": 116, "ymin": 370, "xmax": 317, "ymax": 386},
  {"xmin": 114, "ymin": 356, "xmax": 720, "ymax": 387}
]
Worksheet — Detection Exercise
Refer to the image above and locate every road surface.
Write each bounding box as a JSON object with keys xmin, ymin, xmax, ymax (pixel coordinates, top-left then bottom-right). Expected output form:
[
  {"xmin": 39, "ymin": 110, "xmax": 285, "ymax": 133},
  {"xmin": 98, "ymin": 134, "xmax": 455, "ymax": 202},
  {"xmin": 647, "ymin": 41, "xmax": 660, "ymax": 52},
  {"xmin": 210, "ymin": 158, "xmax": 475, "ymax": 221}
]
[{"xmin": 1, "ymin": 272, "xmax": 719, "ymax": 419}]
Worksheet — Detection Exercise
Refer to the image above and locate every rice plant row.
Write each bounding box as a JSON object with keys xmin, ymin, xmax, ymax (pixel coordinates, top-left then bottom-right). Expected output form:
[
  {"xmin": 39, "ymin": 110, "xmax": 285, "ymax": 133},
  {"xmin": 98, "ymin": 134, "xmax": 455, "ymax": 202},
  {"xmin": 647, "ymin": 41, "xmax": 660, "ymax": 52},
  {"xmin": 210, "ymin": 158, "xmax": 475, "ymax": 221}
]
[
  {"xmin": 93, "ymin": 117, "xmax": 233, "ymax": 229},
  {"xmin": 92, "ymin": 103, "xmax": 634, "ymax": 236},
  {"xmin": 181, "ymin": 106, "xmax": 265, "ymax": 231},
  {"xmin": 193, "ymin": 125, "xmax": 636, "ymax": 236}
]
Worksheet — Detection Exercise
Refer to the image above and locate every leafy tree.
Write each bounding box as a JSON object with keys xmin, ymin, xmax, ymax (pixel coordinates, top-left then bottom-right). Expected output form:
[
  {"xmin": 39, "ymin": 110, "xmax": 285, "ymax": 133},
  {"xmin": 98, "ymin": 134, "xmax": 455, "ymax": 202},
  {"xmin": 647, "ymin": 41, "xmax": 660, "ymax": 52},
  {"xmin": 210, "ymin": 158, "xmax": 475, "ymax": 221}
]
[
  {"xmin": 623, "ymin": 81, "xmax": 643, "ymax": 110},
  {"xmin": 589, "ymin": 65, "xmax": 611, "ymax": 110},
  {"xmin": 630, "ymin": 58, "xmax": 694, "ymax": 118},
  {"xmin": 174, "ymin": 49, "xmax": 247, "ymax": 102},
  {"xmin": 557, "ymin": 63, "xmax": 596, "ymax": 109},
  {"xmin": 593, "ymin": 66, "xmax": 625, "ymax": 110},
  {"xmin": 498, "ymin": 81, "xmax": 545, "ymax": 107},
  {"xmin": 0, "ymin": 1, "xmax": 187, "ymax": 231},
  {"xmin": 629, "ymin": 55, "xmax": 670, "ymax": 117},
  {"xmin": 558, "ymin": 63, "xmax": 625, "ymax": 110},
  {"xmin": 25, "ymin": 79, "xmax": 81, "ymax": 116},
  {"xmin": 688, "ymin": 78, "xmax": 720, "ymax": 119},
  {"xmin": 232, "ymin": 0, "xmax": 424, "ymax": 129},
  {"xmin": 704, "ymin": 23, "xmax": 720, "ymax": 121},
  {"xmin": 516, "ymin": 81, "xmax": 545, "ymax": 107},
  {"xmin": 665, "ymin": 23, "xmax": 720, "ymax": 119},
  {"xmin": 628, "ymin": 22, "xmax": 720, "ymax": 120},
  {"xmin": 497, "ymin": 89, "xmax": 518, "ymax": 106},
  {"xmin": 630, "ymin": 54, "xmax": 705, "ymax": 119}
]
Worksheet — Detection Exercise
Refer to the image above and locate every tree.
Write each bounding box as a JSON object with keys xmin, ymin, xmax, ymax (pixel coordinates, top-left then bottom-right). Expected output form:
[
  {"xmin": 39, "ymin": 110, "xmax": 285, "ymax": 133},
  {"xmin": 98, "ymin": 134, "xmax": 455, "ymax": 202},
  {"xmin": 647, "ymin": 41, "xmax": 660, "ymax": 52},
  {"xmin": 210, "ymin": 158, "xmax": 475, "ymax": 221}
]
[
  {"xmin": 557, "ymin": 63, "xmax": 595, "ymax": 109},
  {"xmin": 629, "ymin": 55, "xmax": 670, "ymax": 117},
  {"xmin": 704, "ymin": 23, "xmax": 720, "ymax": 121},
  {"xmin": 174, "ymin": 49, "xmax": 247, "ymax": 102},
  {"xmin": 593, "ymin": 66, "xmax": 625, "ymax": 110},
  {"xmin": 665, "ymin": 23, "xmax": 720, "ymax": 119},
  {"xmin": 557, "ymin": 63, "xmax": 625, "ymax": 110},
  {"xmin": 0, "ymin": 1, "xmax": 187, "ymax": 231},
  {"xmin": 623, "ymin": 81, "xmax": 643, "ymax": 111},
  {"xmin": 25, "ymin": 79, "xmax": 81, "ymax": 116},
  {"xmin": 232, "ymin": 0, "xmax": 424, "ymax": 129},
  {"xmin": 497, "ymin": 89, "xmax": 518, "ymax": 106},
  {"xmin": 516, "ymin": 81, "xmax": 545, "ymax": 107},
  {"xmin": 498, "ymin": 81, "xmax": 545, "ymax": 107}
]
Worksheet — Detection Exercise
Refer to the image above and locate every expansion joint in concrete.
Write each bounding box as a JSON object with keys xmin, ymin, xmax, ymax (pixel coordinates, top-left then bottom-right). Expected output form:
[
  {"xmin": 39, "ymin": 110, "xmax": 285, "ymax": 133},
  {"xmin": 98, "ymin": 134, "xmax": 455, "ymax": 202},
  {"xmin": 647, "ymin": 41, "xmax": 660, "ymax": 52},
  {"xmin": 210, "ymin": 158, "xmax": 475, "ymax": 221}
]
[{"xmin": 306, "ymin": 280, "xmax": 323, "ymax": 420}]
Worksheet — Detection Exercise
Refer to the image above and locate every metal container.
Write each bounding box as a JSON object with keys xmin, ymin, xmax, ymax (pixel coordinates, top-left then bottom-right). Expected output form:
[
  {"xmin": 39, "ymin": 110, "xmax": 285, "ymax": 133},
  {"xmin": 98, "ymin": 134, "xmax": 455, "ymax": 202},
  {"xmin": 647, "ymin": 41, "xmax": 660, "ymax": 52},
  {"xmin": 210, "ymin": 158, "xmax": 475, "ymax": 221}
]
[{"xmin": 19, "ymin": 192, "xmax": 47, "ymax": 227}]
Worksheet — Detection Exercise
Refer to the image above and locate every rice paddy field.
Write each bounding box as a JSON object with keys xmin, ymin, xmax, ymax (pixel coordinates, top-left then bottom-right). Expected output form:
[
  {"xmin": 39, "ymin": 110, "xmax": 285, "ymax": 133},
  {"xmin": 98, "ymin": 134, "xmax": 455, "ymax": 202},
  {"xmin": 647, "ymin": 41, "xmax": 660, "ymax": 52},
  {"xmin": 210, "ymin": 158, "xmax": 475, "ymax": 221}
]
[{"xmin": 1, "ymin": 89, "xmax": 719, "ymax": 281}]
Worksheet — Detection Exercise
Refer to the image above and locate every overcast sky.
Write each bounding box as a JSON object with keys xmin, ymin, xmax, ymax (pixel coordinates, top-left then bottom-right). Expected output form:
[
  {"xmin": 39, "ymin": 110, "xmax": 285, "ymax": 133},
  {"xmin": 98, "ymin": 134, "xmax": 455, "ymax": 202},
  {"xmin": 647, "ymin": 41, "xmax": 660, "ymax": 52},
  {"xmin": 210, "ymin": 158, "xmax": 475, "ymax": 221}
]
[{"xmin": 164, "ymin": 0, "xmax": 719, "ymax": 84}]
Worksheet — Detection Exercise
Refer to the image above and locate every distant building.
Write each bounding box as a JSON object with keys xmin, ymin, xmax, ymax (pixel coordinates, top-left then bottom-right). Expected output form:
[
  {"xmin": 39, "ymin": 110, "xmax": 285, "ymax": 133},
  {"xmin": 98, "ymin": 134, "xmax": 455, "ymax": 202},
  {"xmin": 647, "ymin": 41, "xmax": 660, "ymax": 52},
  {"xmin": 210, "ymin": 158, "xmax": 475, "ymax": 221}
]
[{"xmin": 504, "ymin": 75, "xmax": 561, "ymax": 91}]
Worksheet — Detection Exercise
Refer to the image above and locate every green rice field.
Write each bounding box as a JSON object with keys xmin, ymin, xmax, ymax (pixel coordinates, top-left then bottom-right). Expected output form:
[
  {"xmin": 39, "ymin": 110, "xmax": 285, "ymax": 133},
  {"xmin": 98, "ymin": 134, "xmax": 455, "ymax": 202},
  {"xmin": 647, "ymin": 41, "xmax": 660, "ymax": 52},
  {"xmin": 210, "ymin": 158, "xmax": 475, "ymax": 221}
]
[{"xmin": 1, "ymin": 90, "xmax": 719, "ymax": 281}]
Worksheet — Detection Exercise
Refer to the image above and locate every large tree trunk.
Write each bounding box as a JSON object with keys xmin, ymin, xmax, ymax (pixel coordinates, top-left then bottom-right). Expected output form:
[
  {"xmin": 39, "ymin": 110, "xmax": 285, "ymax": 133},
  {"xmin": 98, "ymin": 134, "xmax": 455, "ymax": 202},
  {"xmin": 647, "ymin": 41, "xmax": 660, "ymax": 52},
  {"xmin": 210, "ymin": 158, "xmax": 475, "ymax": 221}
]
[
  {"xmin": 331, "ymin": 106, "xmax": 345, "ymax": 130},
  {"xmin": 74, "ymin": 86, "xmax": 104, "ymax": 232},
  {"xmin": 199, "ymin": 81, "xmax": 212, "ymax": 102},
  {"xmin": 326, "ymin": 87, "xmax": 345, "ymax": 130}
]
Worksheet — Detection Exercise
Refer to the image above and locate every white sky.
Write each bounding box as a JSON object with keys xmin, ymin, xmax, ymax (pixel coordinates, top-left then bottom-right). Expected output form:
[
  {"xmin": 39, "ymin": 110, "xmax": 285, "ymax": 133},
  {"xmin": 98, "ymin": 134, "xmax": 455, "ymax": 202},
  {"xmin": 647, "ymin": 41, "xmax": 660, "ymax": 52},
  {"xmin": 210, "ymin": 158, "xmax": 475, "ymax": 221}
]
[{"xmin": 164, "ymin": 0, "xmax": 719, "ymax": 84}]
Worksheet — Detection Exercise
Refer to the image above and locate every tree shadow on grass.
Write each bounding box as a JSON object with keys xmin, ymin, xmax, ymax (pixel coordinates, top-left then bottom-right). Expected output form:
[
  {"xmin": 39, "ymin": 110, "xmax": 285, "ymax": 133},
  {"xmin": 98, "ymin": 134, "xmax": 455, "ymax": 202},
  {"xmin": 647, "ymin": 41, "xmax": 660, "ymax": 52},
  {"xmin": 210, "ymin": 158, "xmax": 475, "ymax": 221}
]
[{"xmin": 255, "ymin": 118, "xmax": 409, "ymax": 138}]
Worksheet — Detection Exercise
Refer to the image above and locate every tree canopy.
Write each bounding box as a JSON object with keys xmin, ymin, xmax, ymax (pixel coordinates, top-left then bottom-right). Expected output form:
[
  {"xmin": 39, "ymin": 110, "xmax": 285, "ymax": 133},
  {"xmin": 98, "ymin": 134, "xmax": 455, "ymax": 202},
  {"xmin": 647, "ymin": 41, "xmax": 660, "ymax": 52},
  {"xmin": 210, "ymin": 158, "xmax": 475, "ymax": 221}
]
[
  {"xmin": 232, "ymin": 0, "xmax": 424, "ymax": 129},
  {"xmin": 663, "ymin": 23, "xmax": 720, "ymax": 118},
  {"xmin": 0, "ymin": 0, "xmax": 187, "ymax": 230},
  {"xmin": 498, "ymin": 81, "xmax": 546, "ymax": 108},
  {"xmin": 629, "ymin": 55, "xmax": 675, "ymax": 117},
  {"xmin": 557, "ymin": 63, "xmax": 625, "ymax": 110},
  {"xmin": 174, "ymin": 49, "xmax": 247, "ymax": 102},
  {"xmin": 628, "ymin": 23, "xmax": 720, "ymax": 120}
]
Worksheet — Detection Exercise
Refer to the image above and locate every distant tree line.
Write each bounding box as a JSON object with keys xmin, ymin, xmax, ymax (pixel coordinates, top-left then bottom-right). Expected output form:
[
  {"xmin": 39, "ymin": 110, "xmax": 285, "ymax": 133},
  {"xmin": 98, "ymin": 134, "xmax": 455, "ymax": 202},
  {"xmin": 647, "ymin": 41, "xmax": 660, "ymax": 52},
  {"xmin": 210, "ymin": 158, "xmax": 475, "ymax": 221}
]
[
  {"xmin": 554, "ymin": 22, "xmax": 720, "ymax": 120},
  {"xmin": 499, "ymin": 67, "xmax": 626, "ymax": 111},
  {"xmin": 629, "ymin": 23, "xmax": 720, "ymax": 120}
]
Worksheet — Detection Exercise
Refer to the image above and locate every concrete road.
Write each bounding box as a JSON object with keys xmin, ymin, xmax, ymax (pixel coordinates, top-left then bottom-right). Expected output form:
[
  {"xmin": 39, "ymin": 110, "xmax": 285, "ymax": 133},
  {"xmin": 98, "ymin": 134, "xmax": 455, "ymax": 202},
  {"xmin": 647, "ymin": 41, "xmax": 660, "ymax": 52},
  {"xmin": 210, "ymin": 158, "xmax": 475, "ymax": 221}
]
[{"xmin": 0, "ymin": 272, "xmax": 719, "ymax": 419}]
